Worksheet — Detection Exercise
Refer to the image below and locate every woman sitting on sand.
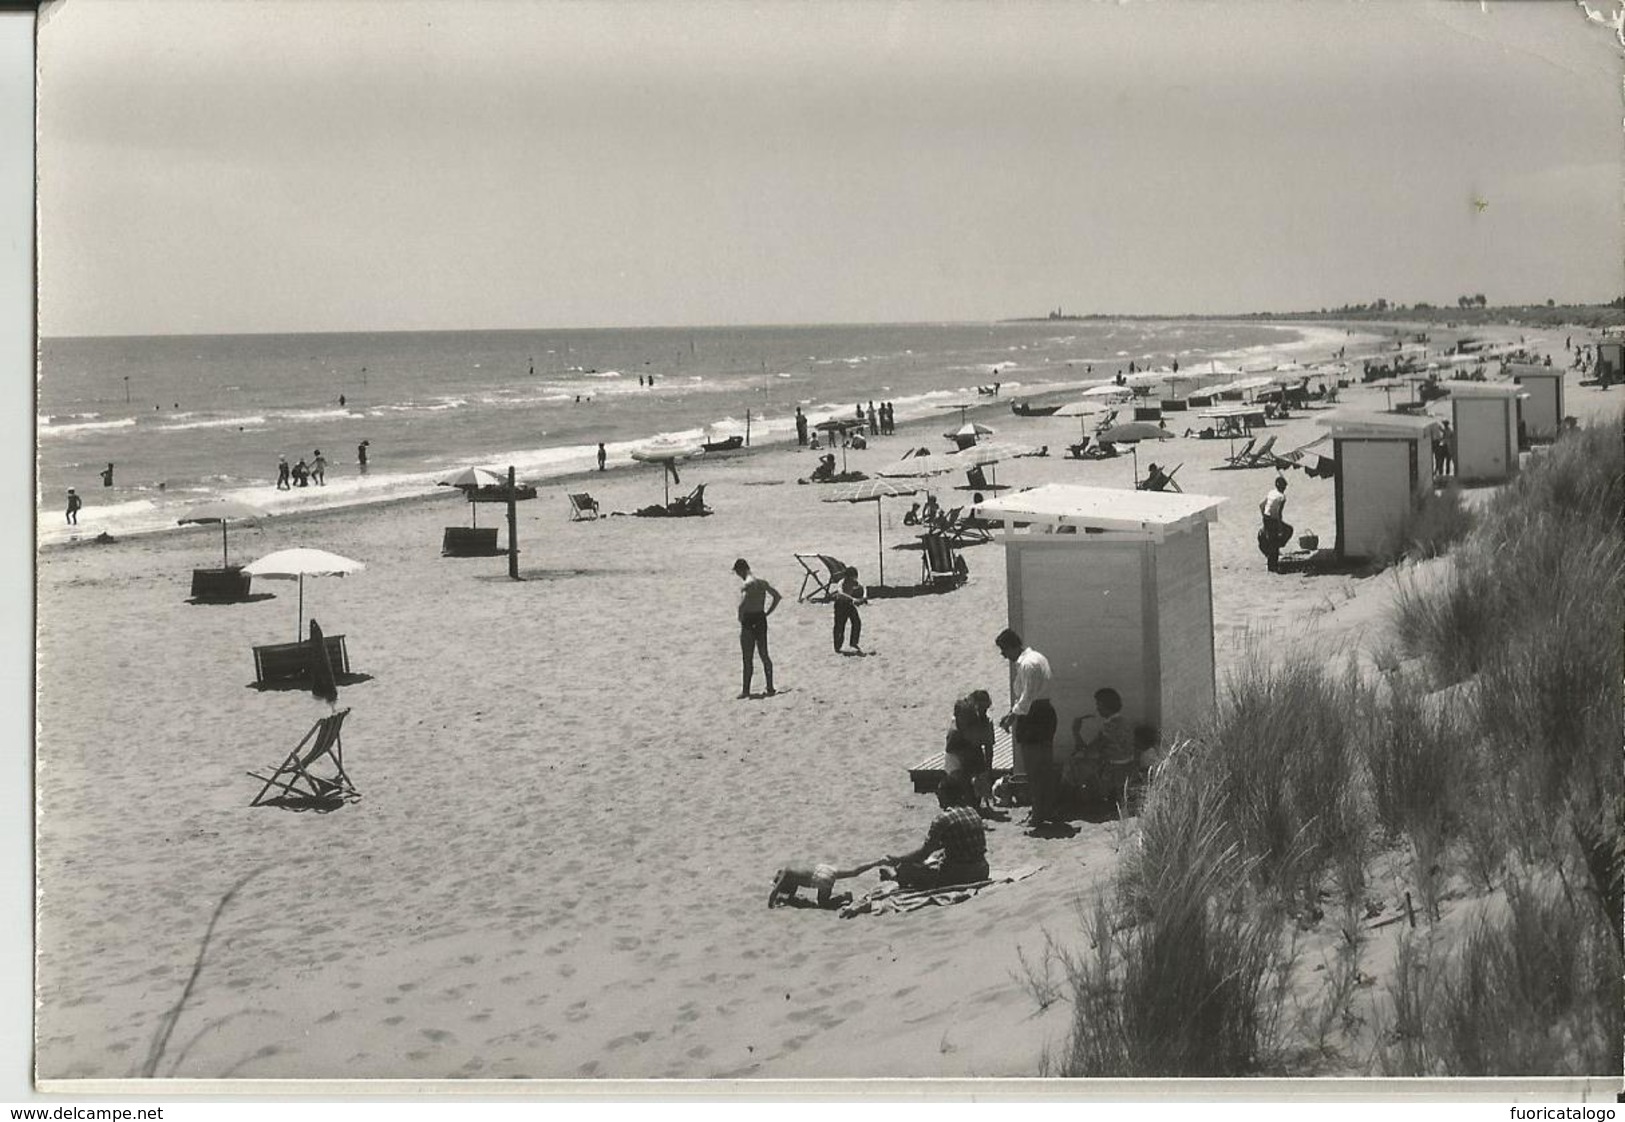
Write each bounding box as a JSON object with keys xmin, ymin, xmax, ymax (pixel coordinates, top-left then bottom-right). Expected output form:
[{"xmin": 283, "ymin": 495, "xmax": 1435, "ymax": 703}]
[{"xmin": 883, "ymin": 775, "xmax": 989, "ymax": 890}]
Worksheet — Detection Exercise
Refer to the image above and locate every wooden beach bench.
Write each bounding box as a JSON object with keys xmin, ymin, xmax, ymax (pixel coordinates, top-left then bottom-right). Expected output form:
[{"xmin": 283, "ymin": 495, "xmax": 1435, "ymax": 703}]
[
  {"xmin": 442, "ymin": 526, "xmax": 501, "ymax": 556},
  {"xmin": 907, "ymin": 727, "xmax": 1016, "ymax": 794},
  {"xmin": 253, "ymin": 635, "xmax": 351, "ymax": 686},
  {"xmin": 189, "ymin": 565, "xmax": 252, "ymax": 602}
]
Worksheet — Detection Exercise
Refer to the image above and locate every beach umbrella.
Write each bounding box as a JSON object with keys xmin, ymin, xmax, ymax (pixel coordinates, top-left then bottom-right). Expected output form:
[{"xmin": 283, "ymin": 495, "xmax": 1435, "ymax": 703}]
[
  {"xmin": 1080, "ymin": 384, "xmax": 1134, "ymax": 401},
  {"xmin": 1367, "ymin": 377, "xmax": 1405, "ymax": 410},
  {"xmin": 176, "ymin": 499, "xmax": 267, "ymax": 569},
  {"xmin": 949, "ymin": 440, "xmax": 1034, "ymax": 489},
  {"xmin": 812, "ymin": 418, "xmax": 862, "ymax": 473},
  {"xmin": 943, "ymin": 421, "xmax": 994, "ymax": 449},
  {"xmin": 438, "ymin": 465, "xmax": 506, "ymax": 527},
  {"xmin": 243, "ymin": 548, "xmax": 364, "ymax": 642},
  {"xmin": 1055, "ymin": 398, "xmax": 1110, "ymax": 440},
  {"xmin": 820, "ymin": 477, "xmax": 921, "ymax": 586},
  {"xmin": 631, "ymin": 439, "xmax": 700, "ymax": 504},
  {"xmin": 1097, "ymin": 421, "xmax": 1173, "ymax": 481},
  {"xmin": 875, "ymin": 456, "xmax": 953, "ymax": 479}
]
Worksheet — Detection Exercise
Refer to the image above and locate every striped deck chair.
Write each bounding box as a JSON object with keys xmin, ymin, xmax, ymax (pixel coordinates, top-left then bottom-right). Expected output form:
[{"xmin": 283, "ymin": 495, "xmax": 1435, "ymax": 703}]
[
  {"xmin": 248, "ymin": 708, "xmax": 359, "ymax": 811},
  {"xmin": 794, "ymin": 553, "xmax": 850, "ymax": 603}
]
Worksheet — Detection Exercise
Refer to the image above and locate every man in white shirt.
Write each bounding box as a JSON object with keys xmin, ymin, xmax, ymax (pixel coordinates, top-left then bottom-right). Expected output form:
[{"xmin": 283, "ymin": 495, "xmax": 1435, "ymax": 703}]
[
  {"xmin": 995, "ymin": 628, "xmax": 1059, "ymax": 833},
  {"xmin": 1257, "ymin": 475, "xmax": 1292, "ymax": 572}
]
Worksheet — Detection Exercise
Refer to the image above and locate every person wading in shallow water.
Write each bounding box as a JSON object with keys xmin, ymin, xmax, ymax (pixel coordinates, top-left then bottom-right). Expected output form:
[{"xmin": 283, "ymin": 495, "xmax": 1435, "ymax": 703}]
[{"xmin": 734, "ymin": 558, "xmax": 781, "ymax": 698}]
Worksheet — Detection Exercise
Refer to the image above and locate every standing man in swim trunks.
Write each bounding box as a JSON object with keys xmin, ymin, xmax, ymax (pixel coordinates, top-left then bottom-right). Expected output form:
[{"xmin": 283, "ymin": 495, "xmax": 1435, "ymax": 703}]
[{"xmin": 734, "ymin": 558, "xmax": 782, "ymax": 699}]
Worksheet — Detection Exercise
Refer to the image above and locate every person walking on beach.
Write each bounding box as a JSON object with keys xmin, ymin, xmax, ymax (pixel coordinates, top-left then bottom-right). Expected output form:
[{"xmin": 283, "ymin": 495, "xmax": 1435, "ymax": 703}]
[
  {"xmin": 795, "ymin": 407, "xmax": 808, "ymax": 447},
  {"xmin": 1258, "ymin": 475, "xmax": 1292, "ymax": 572},
  {"xmin": 734, "ymin": 558, "xmax": 781, "ymax": 699},
  {"xmin": 276, "ymin": 454, "xmax": 291, "ymax": 490},
  {"xmin": 597, "ymin": 442, "xmax": 607, "ymax": 471},
  {"xmin": 311, "ymin": 450, "xmax": 327, "ymax": 486},
  {"xmin": 995, "ymin": 628, "xmax": 1058, "ymax": 834},
  {"xmin": 357, "ymin": 440, "xmax": 369, "ymax": 472},
  {"xmin": 100, "ymin": 463, "xmax": 114, "ymax": 488},
  {"xmin": 65, "ymin": 488, "xmax": 80, "ymax": 525},
  {"xmin": 832, "ymin": 565, "xmax": 866, "ymax": 654}
]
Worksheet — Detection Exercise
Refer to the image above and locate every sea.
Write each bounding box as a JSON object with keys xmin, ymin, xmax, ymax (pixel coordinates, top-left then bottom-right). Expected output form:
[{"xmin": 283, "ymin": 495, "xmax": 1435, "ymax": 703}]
[{"xmin": 36, "ymin": 319, "xmax": 1366, "ymax": 544}]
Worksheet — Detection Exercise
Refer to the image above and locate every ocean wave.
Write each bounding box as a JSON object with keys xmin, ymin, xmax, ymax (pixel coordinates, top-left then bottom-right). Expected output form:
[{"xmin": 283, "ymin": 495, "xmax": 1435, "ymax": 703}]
[
  {"xmin": 160, "ymin": 414, "xmax": 269, "ymax": 432},
  {"xmin": 38, "ymin": 416, "xmax": 137, "ymax": 437}
]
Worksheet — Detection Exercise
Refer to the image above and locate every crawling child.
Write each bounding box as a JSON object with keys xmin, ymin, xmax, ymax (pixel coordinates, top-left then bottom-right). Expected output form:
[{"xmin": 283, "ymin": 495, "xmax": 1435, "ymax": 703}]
[{"xmin": 768, "ymin": 859, "xmax": 885, "ymax": 909}]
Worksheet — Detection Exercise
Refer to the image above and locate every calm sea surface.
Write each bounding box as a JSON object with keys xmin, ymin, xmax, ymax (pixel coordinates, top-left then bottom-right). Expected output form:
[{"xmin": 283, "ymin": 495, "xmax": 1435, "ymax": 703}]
[{"xmin": 37, "ymin": 320, "xmax": 1351, "ymax": 542}]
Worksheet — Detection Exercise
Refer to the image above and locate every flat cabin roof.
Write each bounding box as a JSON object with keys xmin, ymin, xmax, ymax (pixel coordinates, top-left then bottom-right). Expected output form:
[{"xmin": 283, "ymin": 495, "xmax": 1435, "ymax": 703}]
[
  {"xmin": 1198, "ymin": 404, "xmax": 1266, "ymax": 419},
  {"xmin": 1506, "ymin": 364, "xmax": 1564, "ymax": 380},
  {"xmin": 1316, "ymin": 410, "xmax": 1441, "ymax": 439},
  {"xmin": 975, "ymin": 483, "xmax": 1225, "ymax": 540},
  {"xmin": 1444, "ymin": 380, "xmax": 1528, "ymax": 399}
]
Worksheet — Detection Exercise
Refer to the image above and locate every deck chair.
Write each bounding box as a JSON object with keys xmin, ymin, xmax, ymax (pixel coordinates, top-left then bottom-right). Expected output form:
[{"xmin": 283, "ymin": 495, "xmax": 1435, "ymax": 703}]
[
  {"xmin": 1137, "ymin": 463, "xmax": 1183, "ymax": 492},
  {"xmin": 920, "ymin": 533, "xmax": 967, "ymax": 589},
  {"xmin": 669, "ymin": 484, "xmax": 709, "ymax": 516},
  {"xmin": 248, "ymin": 708, "xmax": 359, "ymax": 810},
  {"xmin": 1093, "ymin": 409, "xmax": 1120, "ymax": 434},
  {"xmin": 940, "ymin": 507, "xmax": 992, "ymax": 546},
  {"xmin": 1236, "ymin": 435, "xmax": 1278, "ymax": 468},
  {"xmin": 1066, "ymin": 437, "xmax": 1092, "ymax": 459},
  {"xmin": 568, "ymin": 492, "xmax": 600, "ymax": 521},
  {"xmin": 1221, "ymin": 437, "xmax": 1258, "ymax": 467},
  {"xmin": 965, "ymin": 464, "xmax": 990, "ymax": 491},
  {"xmin": 795, "ymin": 553, "xmax": 850, "ymax": 602}
]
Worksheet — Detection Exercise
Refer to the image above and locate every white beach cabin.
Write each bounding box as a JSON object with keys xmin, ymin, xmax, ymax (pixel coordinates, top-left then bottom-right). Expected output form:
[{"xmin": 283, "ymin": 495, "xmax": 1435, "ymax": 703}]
[
  {"xmin": 972, "ymin": 484, "xmax": 1226, "ymax": 763},
  {"xmin": 1445, "ymin": 381, "xmax": 1526, "ymax": 483},
  {"xmin": 1316, "ymin": 411, "xmax": 1439, "ymax": 563},
  {"xmin": 1507, "ymin": 364, "xmax": 1564, "ymax": 442}
]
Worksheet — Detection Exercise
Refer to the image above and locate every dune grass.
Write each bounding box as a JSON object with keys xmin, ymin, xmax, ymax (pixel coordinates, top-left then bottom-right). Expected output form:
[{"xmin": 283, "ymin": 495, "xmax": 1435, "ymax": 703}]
[
  {"xmin": 1048, "ymin": 415, "xmax": 1624, "ymax": 1077},
  {"xmin": 1388, "ymin": 481, "xmax": 1473, "ymax": 563}
]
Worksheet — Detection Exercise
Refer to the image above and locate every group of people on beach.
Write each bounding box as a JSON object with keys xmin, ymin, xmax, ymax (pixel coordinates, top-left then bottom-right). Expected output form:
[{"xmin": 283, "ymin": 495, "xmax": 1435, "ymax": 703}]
[
  {"xmin": 274, "ymin": 442, "xmax": 369, "ymax": 490},
  {"xmin": 793, "ymin": 401, "xmax": 898, "ymax": 448},
  {"xmin": 769, "ymin": 625, "xmax": 1148, "ymax": 910}
]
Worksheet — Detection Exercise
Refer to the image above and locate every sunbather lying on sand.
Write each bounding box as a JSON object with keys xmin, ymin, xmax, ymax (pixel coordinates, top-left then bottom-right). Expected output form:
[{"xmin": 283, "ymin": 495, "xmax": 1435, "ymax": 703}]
[{"xmin": 769, "ymin": 859, "xmax": 886, "ymax": 909}]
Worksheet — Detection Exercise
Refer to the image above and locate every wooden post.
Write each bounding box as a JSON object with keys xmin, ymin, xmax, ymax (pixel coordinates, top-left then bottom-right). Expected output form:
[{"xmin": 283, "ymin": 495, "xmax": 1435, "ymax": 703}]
[
  {"xmin": 746, "ymin": 409, "xmax": 751, "ymax": 448},
  {"xmin": 506, "ymin": 466, "xmax": 520, "ymax": 580}
]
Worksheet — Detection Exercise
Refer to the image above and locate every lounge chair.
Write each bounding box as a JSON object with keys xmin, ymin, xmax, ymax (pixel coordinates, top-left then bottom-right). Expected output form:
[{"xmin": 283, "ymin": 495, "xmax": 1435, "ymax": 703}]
[
  {"xmin": 795, "ymin": 553, "xmax": 851, "ymax": 603},
  {"xmin": 1222, "ymin": 435, "xmax": 1278, "ymax": 469},
  {"xmin": 1093, "ymin": 409, "xmax": 1120, "ymax": 434},
  {"xmin": 938, "ymin": 507, "xmax": 992, "ymax": 546},
  {"xmin": 248, "ymin": 708, "xmax": 359, "ymax": 810},
  {"xmin": 568, "ymin": 492, "xmax": 600, "ymax": 521},
  {"xmin": 668, "ymin": 484, "xmax": 710, "ymax": 516},
  {"xmin": 1137, "ymin": 463, "xmax": 1183, "ymax": 492},
  {"xmin": 920, "ymin": 532, "xmax": 968, "ymax": 589},
  {"xmin": 965, "ymin": 464, "xmax": 990, "ymax": 491}
]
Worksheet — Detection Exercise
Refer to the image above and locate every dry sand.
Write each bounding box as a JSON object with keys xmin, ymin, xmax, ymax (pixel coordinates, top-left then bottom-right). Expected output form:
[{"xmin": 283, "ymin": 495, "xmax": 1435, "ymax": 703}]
[{"xmin": 34, "ymin": 324, "xmax": 1620, "ymax": 1083}]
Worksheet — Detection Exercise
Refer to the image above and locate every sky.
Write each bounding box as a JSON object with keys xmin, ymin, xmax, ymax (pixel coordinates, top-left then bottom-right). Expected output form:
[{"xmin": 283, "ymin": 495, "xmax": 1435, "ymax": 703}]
[{"xmin": 34, "ymin": 0, "xmax": 1625, "ymax": 337}]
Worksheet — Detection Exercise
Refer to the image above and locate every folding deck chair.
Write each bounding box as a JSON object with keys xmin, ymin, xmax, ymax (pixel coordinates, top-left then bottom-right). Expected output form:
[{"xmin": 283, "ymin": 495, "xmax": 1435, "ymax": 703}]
[
  {"xmin": 1236, "ymin": 435, "xmax": 1278, "ymax": 468},
  {"xmin": 1220, "ymin": 437, "xmax": 1258, "ymax": 467},
  {"xmin": 248, "ymin": 708, "xmax": 359, "ymax": 810},
  {"xmin": 795, "ymin": 553, "xmax": 851, "ymax": 602},
  {"xmin": 668, "ymin": 484, "xmax": 710, "ymax": 516},
  {"xmin": 568, "ymin": 492, "xmax": 600, "ymax": 521},
  {"xmin": 920, "ymin": 533, "xmax": 968, "ymax": 589},
  {"xmin": 1136, "ymin": 463, "xmax": 1183, "ymax": 492},
  {"xmin": 941, "ymin": 507, "xmax": 993, "ymax": 545}
]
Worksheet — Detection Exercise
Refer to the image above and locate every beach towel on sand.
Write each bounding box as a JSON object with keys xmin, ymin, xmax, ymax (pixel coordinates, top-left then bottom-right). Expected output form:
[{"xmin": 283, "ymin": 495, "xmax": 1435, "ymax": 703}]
[{"xmin": 837, "ymin": 865, "xmax": 1043, "ymax": 919}]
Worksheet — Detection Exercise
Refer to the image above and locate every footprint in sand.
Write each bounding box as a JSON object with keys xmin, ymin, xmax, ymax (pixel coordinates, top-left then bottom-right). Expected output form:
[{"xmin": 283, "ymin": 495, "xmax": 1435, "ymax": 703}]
[
  {"xmin": 468, "ymin": 1012, "xmax": 493, "ymax": 1024},
  {"xmin": 836, "ymin": 999, "xmax": 865, "ymax": 1015},
  {"xmin": 558, "ymin": 963, "xmax": 577, "ymax": 978},
  {"xmin": 611, "ymin": 935, "xmax": 641, "ymax": 952},
  {"xmin": 383, "ymin": 1015, "xmax": 405, "ymax": 1026},
  {"xmin": 317, "ymin": 1011, "xmax": 342, "ymax": 1025},
  {"xmin": 606, "ymin": 1030, "xmax": 655, "ymax": 1051},
  {"xmin": 686, "ymin": 1044, "xmax": 712, "ymax": 1060},
  {"xmin": 564, "ymin": 1001, "xmax": 590, "ymax": 1024},
  {"xmin": 397, "ymin": 982, "xmax": 418, "ymax": 993},
  {"xmin": 577, "ymin": 1061, "xmax": 600, "ymax": 1077},
  {"xmin": 458, "ymin": 954, "xmax": 482, "ymax": 966},
  {"xmin": 421, "ymin": 1028, "xmax": 456, "ymax": 1044}
]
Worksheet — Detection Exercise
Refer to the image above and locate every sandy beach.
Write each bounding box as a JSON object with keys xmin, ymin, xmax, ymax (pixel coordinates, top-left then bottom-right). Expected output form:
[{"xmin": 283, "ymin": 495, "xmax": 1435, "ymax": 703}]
[{"xmin": 33, "ymin": 323, "xmax": 1620, "ymax": 1083}]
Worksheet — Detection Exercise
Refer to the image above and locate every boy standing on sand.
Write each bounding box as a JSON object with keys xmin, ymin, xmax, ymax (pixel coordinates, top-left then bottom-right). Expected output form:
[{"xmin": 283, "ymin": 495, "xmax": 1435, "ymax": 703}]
[
  {"xmin": 597, "ymin": 443, "xmax": 607, "ymax": 471},
  {"xmin": 734, "ymin": 558, "xmax": 781, "ymax": 698},
  {"xmin": 832, "ymin": 565, "xmax": 866, "ymax": 654},
  {"xmin": 276, "ymin": 455, "xmax": 291, "ymax": 490},
  {"xmin": 65, "ymin": 489, "xmax": 80, "ymax": 525},
  {"xmin": 311, "ymin": 450, "xmax": 327, "ymax": 486}
]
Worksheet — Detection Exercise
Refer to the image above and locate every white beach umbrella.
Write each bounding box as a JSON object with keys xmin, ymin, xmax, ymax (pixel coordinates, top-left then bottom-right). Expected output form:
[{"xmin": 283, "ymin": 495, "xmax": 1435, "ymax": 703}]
[
  {"xmin": 631, "ymin": 439, "xmax": 701, "ymax": 504},
  {"xmin": 243, "ymin": 548, "xmax": 365, "ymax": 642},
  {"xmin": 875, "ymin": 457, "xmax": 953, "ymax": 479},
  {"xmin": 820, "ymin": 477, "xmax": 921, "ymax": 586},
  {"xmin": 1080, "ymin": 384, "xmax": 1134, "ymax": 400},
  {"xmin": 437, "ymin": 465, "xmax": 507, "ymax": 526},
  {"xmin": 176, "ymin": 500, "xmax": 268, "ymax": 569}
]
